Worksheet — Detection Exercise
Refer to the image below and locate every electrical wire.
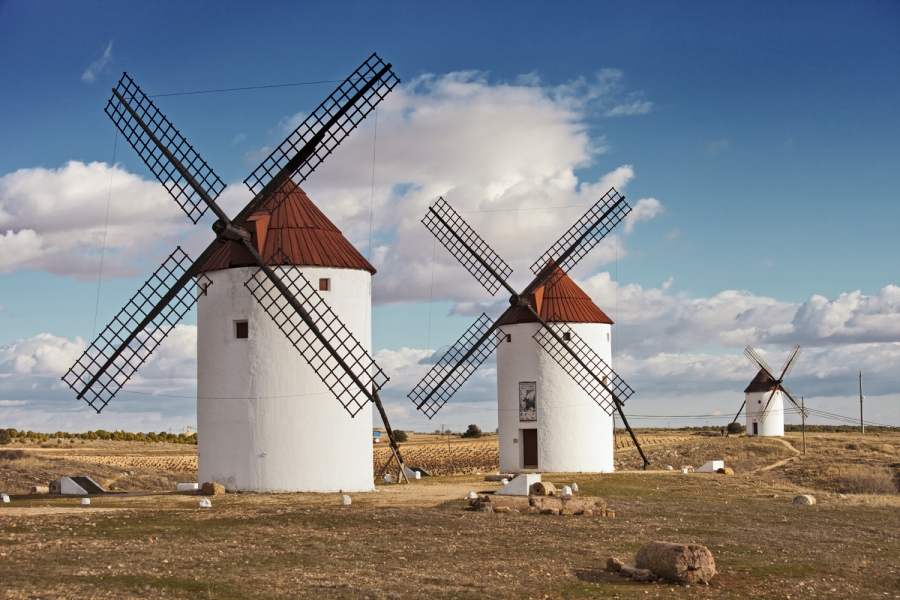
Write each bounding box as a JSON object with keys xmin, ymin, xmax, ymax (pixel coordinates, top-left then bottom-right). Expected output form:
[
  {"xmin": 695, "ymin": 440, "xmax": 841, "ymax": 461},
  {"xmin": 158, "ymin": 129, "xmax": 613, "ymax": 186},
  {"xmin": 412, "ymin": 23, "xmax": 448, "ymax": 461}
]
[
  {"xmin": 149, "ymin": 79, "xmax": 346, "ymax": 98},
  {"xmin": 92, "ymin": 131, "xmax": 117, "ymax": 338}
]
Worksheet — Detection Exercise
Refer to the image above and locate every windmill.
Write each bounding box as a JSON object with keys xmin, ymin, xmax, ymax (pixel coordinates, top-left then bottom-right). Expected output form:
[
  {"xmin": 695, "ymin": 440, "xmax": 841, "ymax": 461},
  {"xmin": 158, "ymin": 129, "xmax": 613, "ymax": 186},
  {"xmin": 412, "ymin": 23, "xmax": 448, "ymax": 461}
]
[
  {"xmin": 62, "ymin": 54, "xmax": 410, "ymax": 492},
  {"xmin": 407, "ymin": 190, "xmax": 650, "ymax": 471},
  {"xmin": 735, "ymin": 344, "xmax": 807, "ymax": 437}
]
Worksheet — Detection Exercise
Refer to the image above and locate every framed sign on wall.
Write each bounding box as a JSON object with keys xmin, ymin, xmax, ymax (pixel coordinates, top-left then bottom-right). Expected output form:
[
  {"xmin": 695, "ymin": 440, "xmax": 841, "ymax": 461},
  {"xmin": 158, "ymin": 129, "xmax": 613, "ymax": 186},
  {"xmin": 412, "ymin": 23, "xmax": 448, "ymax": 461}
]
[{"xmin": 519, "ymin": 381, "xmax": 536, "ymax": 421}]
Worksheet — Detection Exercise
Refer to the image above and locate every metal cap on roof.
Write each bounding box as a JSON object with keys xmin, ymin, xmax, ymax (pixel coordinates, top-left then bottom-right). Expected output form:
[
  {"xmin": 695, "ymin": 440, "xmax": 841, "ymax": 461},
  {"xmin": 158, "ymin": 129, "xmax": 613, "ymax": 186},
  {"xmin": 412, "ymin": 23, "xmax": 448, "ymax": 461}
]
[
  {"xmin": 200, "ymin": 183, "xmax": 376, "ymax": 275},
  {"xmin": 498, "ymin": 266, "xmax": 614, "ymax": 325}
]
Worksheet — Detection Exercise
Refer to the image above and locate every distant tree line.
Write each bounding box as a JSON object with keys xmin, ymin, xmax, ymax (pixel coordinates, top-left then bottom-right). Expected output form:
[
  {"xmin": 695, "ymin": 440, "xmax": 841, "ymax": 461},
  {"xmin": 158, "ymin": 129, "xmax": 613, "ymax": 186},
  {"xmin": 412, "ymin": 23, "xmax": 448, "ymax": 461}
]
[{"xmin": 0, "ymin": 428, "xmax": 198, "ymax": 445}]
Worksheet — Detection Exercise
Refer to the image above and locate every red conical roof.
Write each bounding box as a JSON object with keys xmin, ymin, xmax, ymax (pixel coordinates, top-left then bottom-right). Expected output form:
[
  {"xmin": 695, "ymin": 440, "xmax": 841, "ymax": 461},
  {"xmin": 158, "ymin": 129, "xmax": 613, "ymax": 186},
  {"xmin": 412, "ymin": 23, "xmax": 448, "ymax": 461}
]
[
  {"xmin": 200, "ymin": 184, "xmax": 376, "ymax": 274},
  {"xmin": 744, "ymin": 370, "xmax": 781, "ymax": 394},
  {"xmin": 498, "ymin": 265, "xmax": 613, "ymax": 325}
]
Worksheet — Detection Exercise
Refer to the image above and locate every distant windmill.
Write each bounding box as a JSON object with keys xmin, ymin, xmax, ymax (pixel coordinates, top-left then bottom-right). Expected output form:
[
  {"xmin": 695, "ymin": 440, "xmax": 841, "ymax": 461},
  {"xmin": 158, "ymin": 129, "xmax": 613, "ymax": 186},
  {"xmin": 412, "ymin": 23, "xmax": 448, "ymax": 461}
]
[
  {"xmin": 63, "ymin": 54, "xmax": 409, "ymax": 492},
  {"xmin": 408, "ymin": 190, "xmax": 650, "ymax": 471},
  {"xmin": 734, "ymin": 344, "xmax": 807, "ymax": 437}
]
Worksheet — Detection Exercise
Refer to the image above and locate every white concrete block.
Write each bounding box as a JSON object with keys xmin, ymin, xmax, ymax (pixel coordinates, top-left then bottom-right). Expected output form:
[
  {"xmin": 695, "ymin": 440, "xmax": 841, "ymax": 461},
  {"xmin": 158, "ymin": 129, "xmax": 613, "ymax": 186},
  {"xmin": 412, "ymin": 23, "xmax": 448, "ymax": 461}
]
[
  {"xmin": 495, "ymin": 473, "xmax": 542, "ymax": 496},
  {"xmin": 561, "ymin": 485, "xmax": 573, "ymax": 496},
  {"xmin": 177, "ymin": 483, "xmax": 199, "ymax": 491},
  {"xmin": 467, "ymin": 491, "xmax": 477, "ymax": 500},
  {"xmin": 571, "ymin": 483, "xmax": 579, "ymax": 492},
  {"xmin": 81, "ymin": 498, "xmax": 90, "ymax": 505},
  {"xmin": 199, "ymin": 498, "xmax": 212, "ymax": 508},
  {"xmin": 697, "ymin": 461, "xmax": 725, "ymax": 473},
  {"xmin": 342, "ymin": 495, "xmax": 351, "ymax": 506},
  {"xmin": 383, "ymin": 474, "xmax": 392, "ymax": 484},
  {"xmin": 59, "ymin": 478, "xmax": 88, "ymax": 495},
  {"xmin": 1, "ymin": 494, "xmax": 9, "ymax": 503}
]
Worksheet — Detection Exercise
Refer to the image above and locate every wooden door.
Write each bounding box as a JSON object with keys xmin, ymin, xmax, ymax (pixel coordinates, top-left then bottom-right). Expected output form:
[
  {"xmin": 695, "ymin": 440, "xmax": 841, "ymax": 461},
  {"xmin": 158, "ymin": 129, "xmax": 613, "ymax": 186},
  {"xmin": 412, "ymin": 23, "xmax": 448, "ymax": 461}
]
[{"xmin": 523, "ymin": 429, "xmax": 538, "ymax": 468}]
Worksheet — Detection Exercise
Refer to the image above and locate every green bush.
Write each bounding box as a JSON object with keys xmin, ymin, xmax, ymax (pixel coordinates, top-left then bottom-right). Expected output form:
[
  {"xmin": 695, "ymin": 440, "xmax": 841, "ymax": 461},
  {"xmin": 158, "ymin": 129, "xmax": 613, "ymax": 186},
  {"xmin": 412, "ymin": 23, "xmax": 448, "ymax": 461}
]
[
  {"xmin": 461, "ymin": 424, "xmax": 482, "ymax": 439},
  {"xmin": 393, "ymin": 430, "xmax": 408, "ymax": 443},
  {"xmin": 727, "ymin": 422, "xmax": 745, "ymax": 435}
]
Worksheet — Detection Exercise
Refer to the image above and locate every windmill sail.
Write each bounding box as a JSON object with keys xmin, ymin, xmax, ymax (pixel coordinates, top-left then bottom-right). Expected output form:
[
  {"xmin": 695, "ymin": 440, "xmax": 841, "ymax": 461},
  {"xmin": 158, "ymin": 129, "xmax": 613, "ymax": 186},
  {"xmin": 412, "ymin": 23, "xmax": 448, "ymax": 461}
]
[
  {"xmin": 63, "ymin": 248, "xmax": 211, "ymax": 412},
  {"xmin": 106, "ymin": 74, "xmax": 227, "ymax": 223}
]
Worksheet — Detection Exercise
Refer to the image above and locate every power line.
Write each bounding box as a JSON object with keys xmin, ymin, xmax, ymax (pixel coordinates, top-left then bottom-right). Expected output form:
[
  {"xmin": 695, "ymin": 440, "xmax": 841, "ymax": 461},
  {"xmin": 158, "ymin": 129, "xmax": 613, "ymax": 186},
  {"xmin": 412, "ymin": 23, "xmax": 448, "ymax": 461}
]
[{"xmin": 149, "ymin": 79, "xmax": 345, "ymax": 98}]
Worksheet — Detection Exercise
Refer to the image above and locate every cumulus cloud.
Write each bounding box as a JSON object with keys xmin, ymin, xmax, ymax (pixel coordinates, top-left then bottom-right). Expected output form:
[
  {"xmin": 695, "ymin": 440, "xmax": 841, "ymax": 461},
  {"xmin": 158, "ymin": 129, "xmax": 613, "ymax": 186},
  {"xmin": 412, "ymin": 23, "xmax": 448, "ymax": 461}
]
[
  {"xmin": 81, "ymin": 41, "xmax": 113, "ymax": 83},
  {"xmin": 0, "ymin": 161, "xmax": 193, "ymax": 279}
]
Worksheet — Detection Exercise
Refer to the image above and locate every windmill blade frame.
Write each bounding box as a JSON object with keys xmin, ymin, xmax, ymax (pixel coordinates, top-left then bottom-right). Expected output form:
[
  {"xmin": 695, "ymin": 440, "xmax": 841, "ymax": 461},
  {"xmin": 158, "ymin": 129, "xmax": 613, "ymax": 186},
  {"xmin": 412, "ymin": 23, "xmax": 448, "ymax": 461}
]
[
  {"xmin": 744, "ymin": 345, "xmax": 776, "ymax": 380},
  {"xmin": 244, "ymin": 249, "xmax": 389, "ymax": 417},
  {"xmin": 780, "ymin": 383, "xmax": 808, "ymax": 417},
  {"xmin": 240, "ymin": 53, "xmax": 399, "ymax": 219},
  {"xmin": 422, "ymin": 197, "xmax": 514, "ymax": 296},
  {"xmin": 407, "ymin": 314, "xmax": 505, "ymax": 419},
  {"xmin": 106, "ymin": 73, "xmax": 227, "ymax": 224},
  {"xmin": 780, "ymin": 344, "xmax": 803, "ymax": 380},
  {"xmin": 757, "ymin": 387, "xmax": 780, "ymax": 424},
  {"xmin": 532, "ymin": 321, "xmax": 634, "ymax": 416},
  {"xmin": 529, "ymin": 187, "xmax": 631, "ymax": 277},
  {"xmin": 62, "ymin": 248, "xmax": 211, "ymax": 411}
]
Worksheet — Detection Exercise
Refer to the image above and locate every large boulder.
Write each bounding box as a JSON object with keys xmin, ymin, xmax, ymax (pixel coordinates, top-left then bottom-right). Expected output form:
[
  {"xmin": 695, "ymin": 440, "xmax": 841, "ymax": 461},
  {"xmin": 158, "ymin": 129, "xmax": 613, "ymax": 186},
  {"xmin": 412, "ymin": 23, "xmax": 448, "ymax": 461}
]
[{"xmin": 634, "ymin": 541, "xmax": 716, "ymax": 584}]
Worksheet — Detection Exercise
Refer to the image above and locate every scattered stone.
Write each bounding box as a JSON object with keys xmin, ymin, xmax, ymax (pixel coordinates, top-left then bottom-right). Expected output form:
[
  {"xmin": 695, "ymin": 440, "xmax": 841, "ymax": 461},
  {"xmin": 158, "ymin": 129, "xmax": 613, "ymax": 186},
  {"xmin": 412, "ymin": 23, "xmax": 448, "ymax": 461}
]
[
  {"xmin": 484, "ymin": 474, "xmax": 515, "ymax": 482},
  {"xmin": 667, "ymin": 465, "xmax": 674, "ymax": 470},
  {"xmin": 606, "ymin": 510, "xmax": 615, "ymax": 518},
  {"xmin": 606, "ymin": 557, "xmax": 624, "ymax": 572},
  {"xmin": 478, "ymin": 506, "xmax": 494, "ymax": 514},
  {"xmin": 30, "ymin": 486, "xmax": 49, "ymax": 494},
  {"xmin": 571, "ymin": 483, "xmax": 579, "ymax": 492},
  {"xmin": 561, "ymin": 485, "xmax": 573, "ymax": 496},
  {"xmin": 500, "ymin": 478, "xmax": 509, "ymax": 485},
  {"xmin": 81, "ymin": 498, "xmax": 90, "ymax": 505},
  {"xmin": 341, "ymin": 495, "xmax": 351, "ymax": 506},
  {"xmin": 462, "ymin": 505, "xmax": 476, "ymax": 511},
  {"xmin": 488, "ymin": 496, "xmax": 531, "ymax": 511},
  {"xmin": 540, "ymin": 508, "xmax": 560, "ymax": 515},
  {"xmin": 560, "ymin": 509, "xmax": 574, "ymax": 516},
  {"xmin": 792, "ymin": 494, "xmax": 816, "ymax": 505},
  {"xmin": 577, "ymin": 509, "xmax": 594, "ymax": 517},
  {"xmin": 634, "ymin": 541, "xmax": 716, "ymax": 584},
  {"xmin": 716, "ymin": 467, "xmax": 735, "ymax": 475},
  {"xmin": 1, "ymin": 494, "xmax": 9, "ymax": 503},
  {"xmin": 466, "ymin": 491, "xmax": 477, "ymax": 500},
  {"xmin": 519, "ymin": 506, "xmax": 540, "ymax": 515},
  {"xmin": 200, "ymin": 482, "xmax": 225, "ymax": 496},
  {"xmin": 199, "ymin": 498, "xmax": 212, "ymax": 508},
  {"xmin": 620, "ymin": 564, "xmax": 658, "ymax": 582},
  {"xmin": 681, "ymin": 466, "xmax": 694, "ymax": 473},
  {"xmin": 493, "ymin": 506, "xmax": 511, "ymax": 514},
  {"xmin": 383, "ymin": 474, "xmax": 392, "ymax": 484},
  {"xmin": 530, "ymin": 481, "xmax": 557, "ymax": 496}
]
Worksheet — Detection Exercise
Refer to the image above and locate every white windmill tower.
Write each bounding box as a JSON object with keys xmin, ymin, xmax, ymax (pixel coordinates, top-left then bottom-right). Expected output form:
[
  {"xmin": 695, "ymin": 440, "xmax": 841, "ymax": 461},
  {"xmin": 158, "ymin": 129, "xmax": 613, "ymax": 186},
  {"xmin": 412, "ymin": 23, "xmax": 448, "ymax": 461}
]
[
  {"xmin": 734, "ymin": 345, "xmax": 806, "ymax": 437},
  {"xmin": 408, "ymin": 191, "xmax": 650, "ymax": 473},
  {"xmin": 63, "ymin": 56, "xmax": 410, "ymax": 493}
]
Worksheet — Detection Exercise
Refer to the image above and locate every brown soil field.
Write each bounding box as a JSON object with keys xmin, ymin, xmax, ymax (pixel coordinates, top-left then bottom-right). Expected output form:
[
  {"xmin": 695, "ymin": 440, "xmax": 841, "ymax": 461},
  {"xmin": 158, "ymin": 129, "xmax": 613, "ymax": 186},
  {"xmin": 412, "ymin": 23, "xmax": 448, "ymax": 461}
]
[{"xmin": 1, "ymin": 431, "xmax": 898, "ymax": 598}]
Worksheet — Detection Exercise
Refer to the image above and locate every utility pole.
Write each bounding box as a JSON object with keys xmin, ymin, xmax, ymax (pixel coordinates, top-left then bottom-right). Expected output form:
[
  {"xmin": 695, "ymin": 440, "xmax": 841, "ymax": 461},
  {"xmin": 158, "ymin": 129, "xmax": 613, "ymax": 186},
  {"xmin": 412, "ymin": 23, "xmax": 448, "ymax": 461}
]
[
  {"xmin": 801, "ymin": 396, "xmax": 806, "ymax": 455},
  {"xmin": 859, "ymin": 372, "xmax": 865, "ymax": 434}
]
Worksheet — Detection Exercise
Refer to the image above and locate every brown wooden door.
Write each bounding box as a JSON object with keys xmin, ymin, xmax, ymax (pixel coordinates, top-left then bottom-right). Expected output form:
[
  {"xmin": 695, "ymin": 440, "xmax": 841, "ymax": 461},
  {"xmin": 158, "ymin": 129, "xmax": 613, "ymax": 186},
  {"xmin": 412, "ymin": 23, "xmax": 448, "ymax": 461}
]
[{"xmin": 523, "ymin": 429, "xmax": 538, "ymax": 468}]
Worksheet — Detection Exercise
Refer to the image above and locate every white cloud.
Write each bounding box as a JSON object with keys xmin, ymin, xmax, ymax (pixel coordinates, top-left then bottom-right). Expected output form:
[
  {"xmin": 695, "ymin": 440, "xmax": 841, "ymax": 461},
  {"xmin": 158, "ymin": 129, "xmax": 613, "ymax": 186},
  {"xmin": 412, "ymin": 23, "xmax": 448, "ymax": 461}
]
[
  {"xmin": 624, "ymin": 198, "xmax": 664, "ymax": 233},
  {"xmin": 707, "ymin": 139, "xmax": 729, "ymax": 154},
  {"xmin": 0, "ymin": 161, "xmax": 193, "ymax": 279},
  {"xmin": 81, "ymin": 41, "xmax": 113, "ymax": 83},
  {"xmin": 605, "ymin": 99, "xmax": 653, "ymax": 117}
]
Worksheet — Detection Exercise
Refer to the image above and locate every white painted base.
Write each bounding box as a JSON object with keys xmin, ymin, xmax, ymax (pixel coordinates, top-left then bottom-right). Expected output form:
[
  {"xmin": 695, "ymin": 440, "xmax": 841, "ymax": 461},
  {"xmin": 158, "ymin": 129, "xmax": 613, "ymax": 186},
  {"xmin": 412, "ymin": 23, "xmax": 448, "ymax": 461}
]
[
  {"xmin": 745, "ymin": 391, "xmax": 785, "ymax": 437},
  {"xmin": 697, "ymin": 460, "xmax": 725, "ymax": 473},
  {"xmin": 197, "ymin": 266, "xmax": 375, "ymax": 493},
  {"xmin": 496, "ymin": 322, "xmax": 614, "ymax": 473},
  {"xmin": 494, "ymin": 473, "xmax": 542, "ymax": 496}
]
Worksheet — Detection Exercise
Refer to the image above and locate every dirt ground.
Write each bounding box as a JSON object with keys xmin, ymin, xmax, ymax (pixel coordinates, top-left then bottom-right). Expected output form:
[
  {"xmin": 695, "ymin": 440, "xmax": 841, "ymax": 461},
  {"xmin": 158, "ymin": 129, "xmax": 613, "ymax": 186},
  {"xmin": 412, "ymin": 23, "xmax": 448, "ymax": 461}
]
[{"xmin": 1, "ymin": 431, "xmax": 898, "ymax": 598}]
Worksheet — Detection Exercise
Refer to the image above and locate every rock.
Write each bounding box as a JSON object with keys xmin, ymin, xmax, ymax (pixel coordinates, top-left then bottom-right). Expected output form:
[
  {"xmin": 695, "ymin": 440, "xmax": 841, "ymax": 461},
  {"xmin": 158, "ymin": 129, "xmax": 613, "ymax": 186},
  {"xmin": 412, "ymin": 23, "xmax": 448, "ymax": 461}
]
[
  {"xmin": 530, "ymin": 481, "xmax": 556, "ymax": 496},
  {"xmin": 571, "ymin": 483, "xmax": 579, "ymax": 492},
  {"xmin": 792, "ymin": 494, "xmax": 816, "ymax": 505},
  {"xmin": 462, "ymin": 506, "xmax": 476, "ymax": 511},
  {"xmin": 199, "ymin": 498, "xmax": 212, "ymax": 508},
  {"xmin": 561, "ymin": 485, "xmax": 573, "ymax": 496},
  {"xmin": 667, "ymin": 465, "xmax": 674, "ymax": 470},
  {"xmin": 605, "ymin": 510, "xmax": 615, "ymax": 518},
  {"xmin": 81, "ymin": 498, "xmax": 90, "ymax": 505},
  {"xmin": 540, "ymin": 508, "xmax": 560, "ymax": 515},
  {"xmin": 560, "ymin": 509, "xmax": 574, "ymax": 516},
  {"xmin": 466, "ymin": 491, "xmax": 477, "ymax": 500},
  {"xmin": 200, "ymin": 482, "xmax": 225, "ymax": 496},
  {"xmin": 606, "ymin": 557, "xmax": 624, "ymax": 572},
  {"xmin": 478, "ymin": 506, "xmax": 494, "ymax": 514},
  {"xmin": 383, "ymin": 474, "xmax": 392, "ymax": 484},
  {"xmin": 489, "ymin": 496, "xmax": 531, "ymax": 511},
  {"xmin": 578, "ymin": 509, "xmax": 594, "ymax": 517},
  {"xmin": 1, "ymin": 494, "xmax": 9, "ymax": 503},
  {"xmin": 494, "ymin": 506, "xmax": 511, "ymax": 514},
  {"xmin": 634, "ymin": 541, "xmax": 716, "ymax": 584},
  {"xmin": 519, "ymin": 506, "xmax": 540, "ymax": 515},
  {"xmin": 341, "ymin": 495, "xmax": 351, "ymax": 506},
  {"xmin": 620, "ymin": 564, "xmax": 658, "ymax": 582},
  {"xmin": 716, "ymin": 467, "xmax": 734, "ymax": 475}
]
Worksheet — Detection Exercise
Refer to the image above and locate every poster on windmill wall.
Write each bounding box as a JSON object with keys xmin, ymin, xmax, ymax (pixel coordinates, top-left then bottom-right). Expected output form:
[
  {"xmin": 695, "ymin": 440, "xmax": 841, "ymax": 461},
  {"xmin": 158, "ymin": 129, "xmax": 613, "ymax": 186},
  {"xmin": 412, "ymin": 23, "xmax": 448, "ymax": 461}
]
[{"xmin": 519, "ymin": 381, "xmax": 537, "ymax": 421}]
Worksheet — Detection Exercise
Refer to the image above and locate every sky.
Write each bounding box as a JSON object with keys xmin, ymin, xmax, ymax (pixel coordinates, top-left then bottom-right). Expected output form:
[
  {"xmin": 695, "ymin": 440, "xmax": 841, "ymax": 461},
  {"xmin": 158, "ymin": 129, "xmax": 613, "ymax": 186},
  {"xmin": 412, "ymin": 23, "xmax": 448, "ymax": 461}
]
[{"xmin": 1, "ymin": 0, "xmax": 898, "ymax": 434}]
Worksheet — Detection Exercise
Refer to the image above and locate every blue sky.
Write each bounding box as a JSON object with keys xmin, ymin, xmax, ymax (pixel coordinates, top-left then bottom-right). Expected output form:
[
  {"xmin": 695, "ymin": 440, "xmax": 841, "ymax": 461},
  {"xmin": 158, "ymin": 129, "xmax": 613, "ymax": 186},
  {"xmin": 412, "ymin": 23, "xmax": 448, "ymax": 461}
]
[{"xmin": 1, "ymin": 1, "xmax": 898, "ymax": 432}]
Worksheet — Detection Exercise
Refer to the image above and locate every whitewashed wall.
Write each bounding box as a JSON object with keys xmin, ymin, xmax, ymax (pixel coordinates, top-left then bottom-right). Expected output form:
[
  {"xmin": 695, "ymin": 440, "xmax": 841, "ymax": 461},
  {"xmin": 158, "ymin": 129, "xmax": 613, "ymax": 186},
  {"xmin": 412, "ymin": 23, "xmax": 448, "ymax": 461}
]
[
  {"xmin": 496, "ymin": 321, "xmax": 614, "ymax": 473},
  {"xmin": 744, "ymin": 390, "xmax": 785, "ymax": 437},
  {"xmin": 196, "ymin": 265, "xmax": 374, "ymax": 492}
]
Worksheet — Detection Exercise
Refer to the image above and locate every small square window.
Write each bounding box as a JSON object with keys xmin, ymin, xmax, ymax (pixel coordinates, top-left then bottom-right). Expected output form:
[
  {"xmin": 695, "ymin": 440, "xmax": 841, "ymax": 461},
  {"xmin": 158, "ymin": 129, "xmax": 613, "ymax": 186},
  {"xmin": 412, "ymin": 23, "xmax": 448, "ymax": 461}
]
[
  {"xmin": 319, "ymin": 278, "xmax": 331, "ymax": 291},
  {"xmin": 505, "ymin": 334, "xmax": 512, "ymax": 343},
  {"xmin": 607, "ymin": 333, "xmax": 610, "ymax": 342},
  {"xmin": 235, "ymin": 321, "xmax": 248, "ymax": 339},
  {"xmin": 562, "ymin": 332, "xmax": 571, "ymax": 341}
]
